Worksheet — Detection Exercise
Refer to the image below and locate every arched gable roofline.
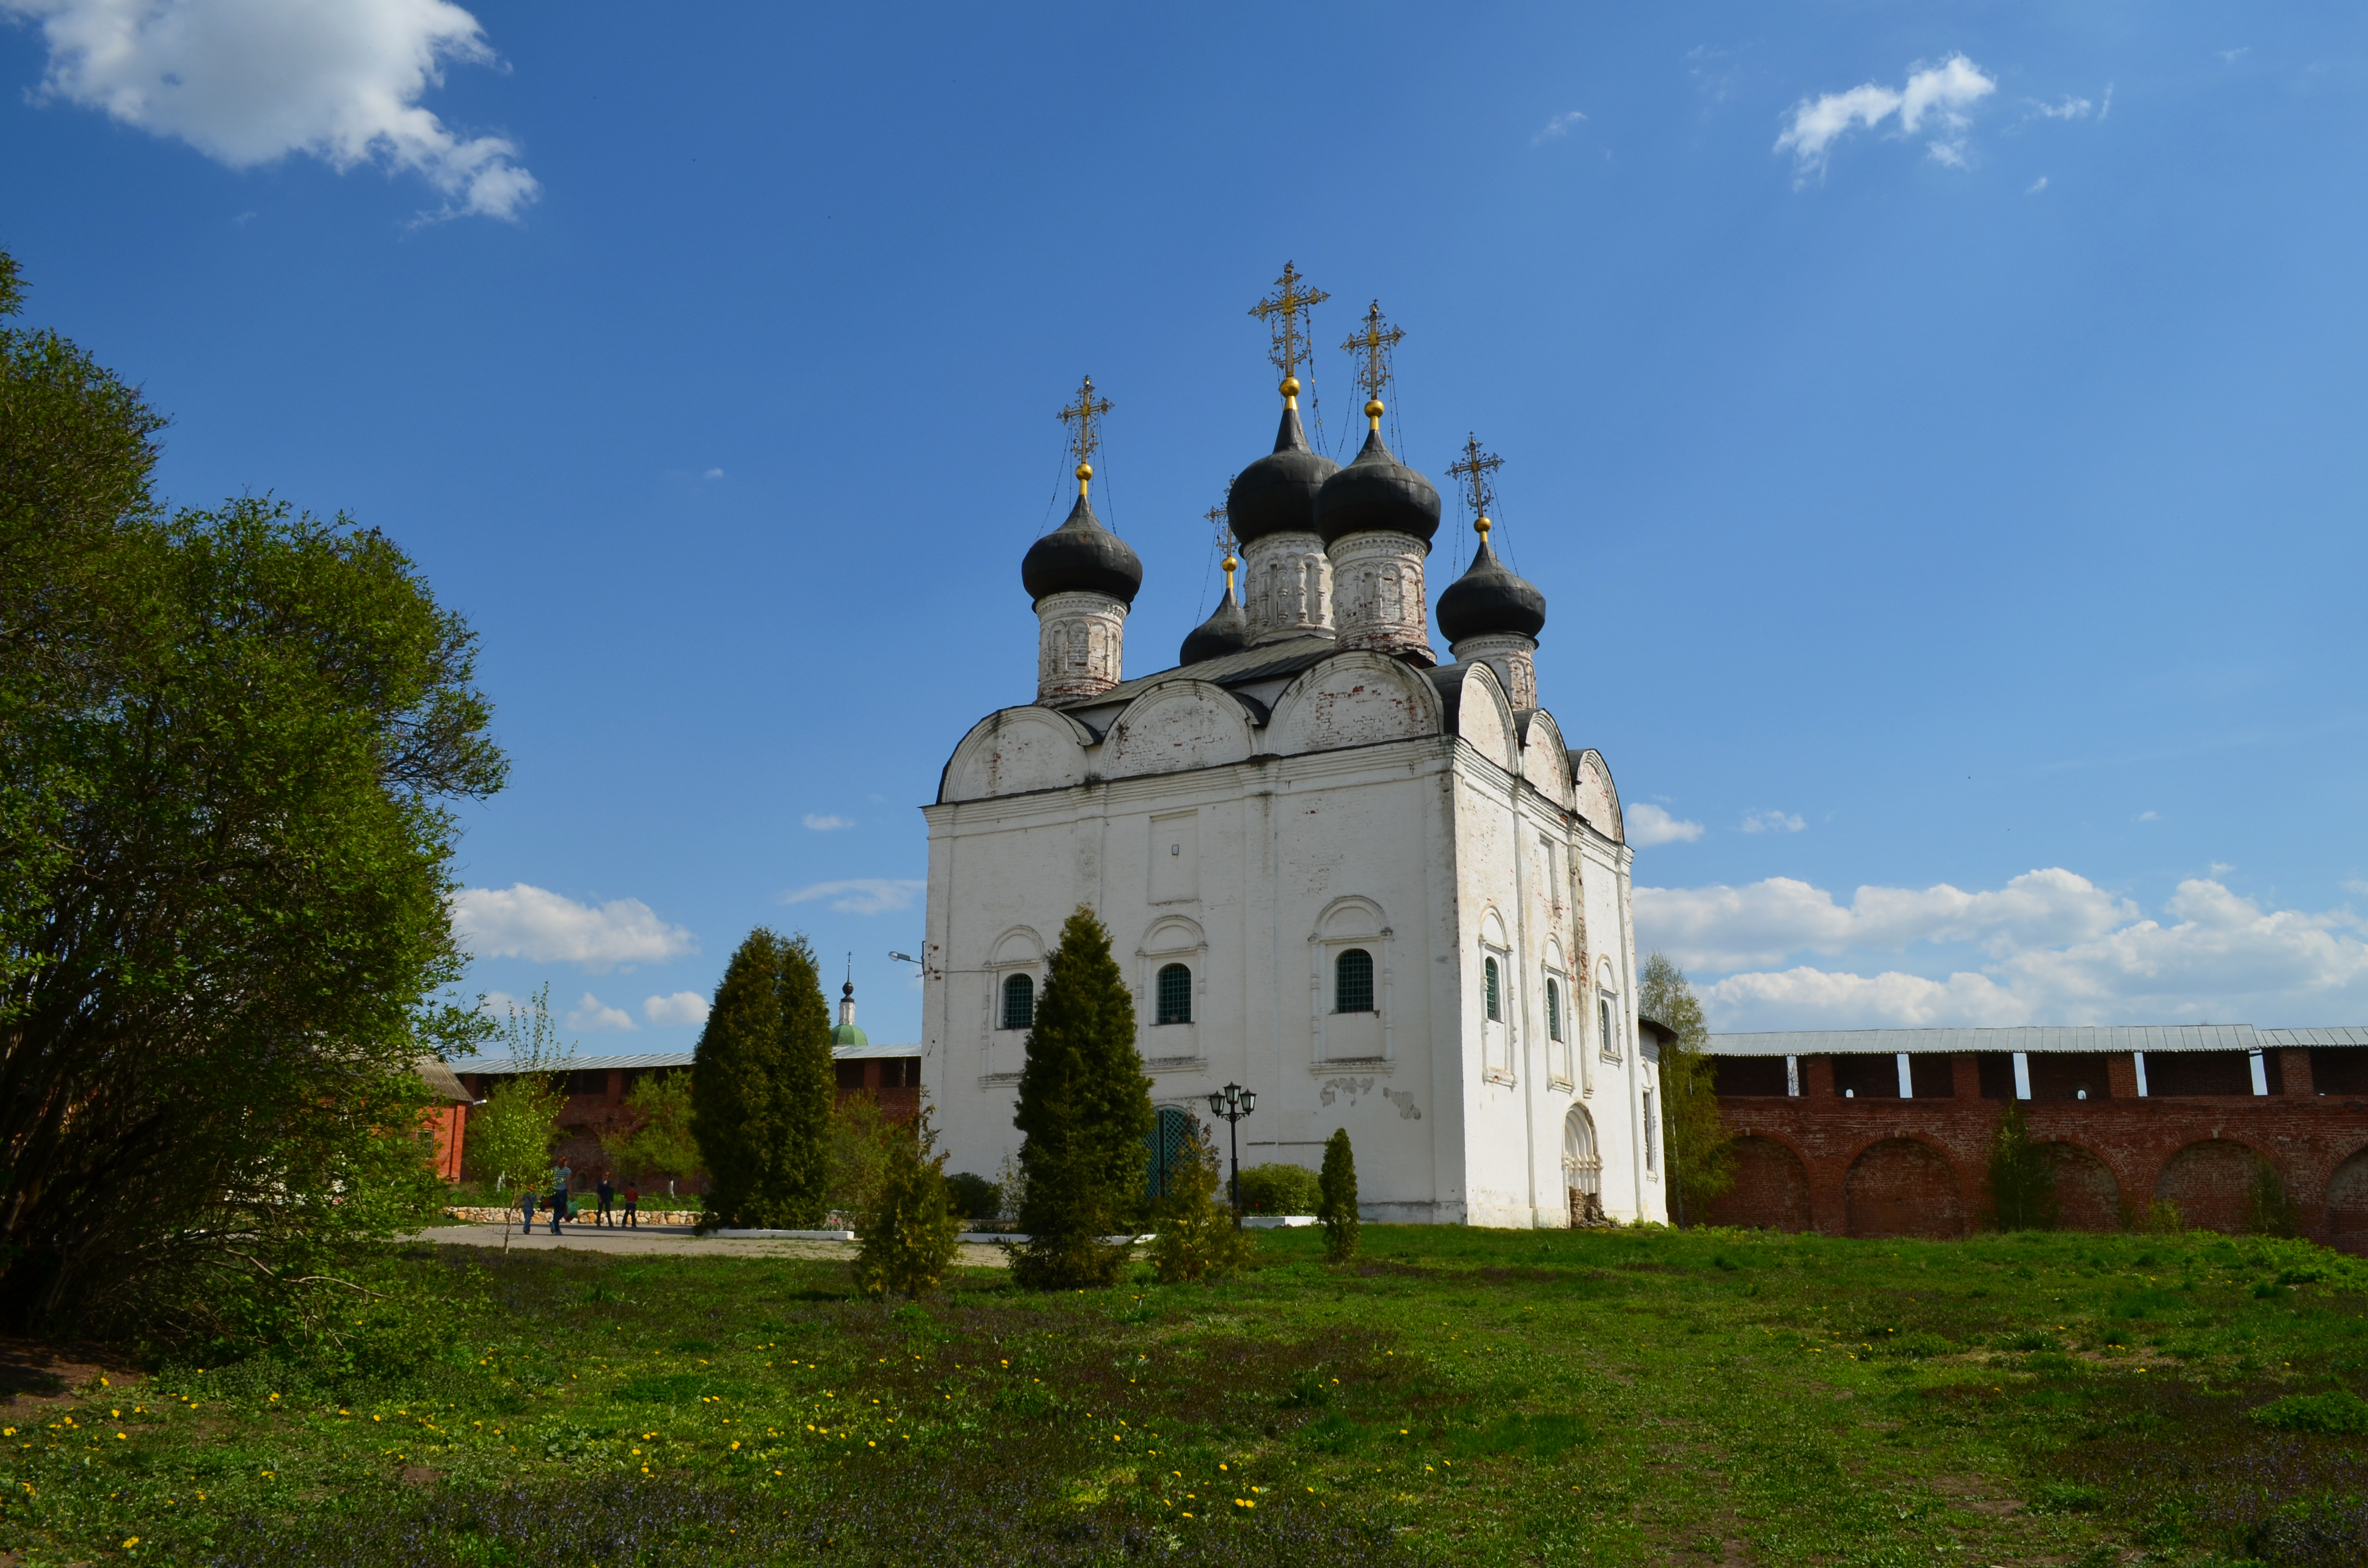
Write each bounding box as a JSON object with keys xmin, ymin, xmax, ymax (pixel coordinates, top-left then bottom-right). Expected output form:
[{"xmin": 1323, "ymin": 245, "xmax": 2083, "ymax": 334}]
[
  {"xmin": 989, "ymin": 925, "xmax": 1047, "ymax": 965},
  {"xmin": 1138, "ymin": 914, "xmax": 1207, "ymax": 955},
  {"xmin": 1313, "ymin": 894, "xmax": 1391, "ymax": 941},
  {"xmin": 1517, "ymin": 708, "xmax": 1575, "ymax": 809},
  {"xmin": 939, "ymin": 706, "xmax": 1098, "ymax": 803},
  {"xmin": 1569, "ymin": 747, "xmax": 1625, "ymax": 843},
  {"xmin": 1420, "ymin": 661, "xmax": 1517, "ymax": 772},
  {"xmin": 1267, "ymin": 650, "xmax": 1443, "ymax": 757},
  {"xmin": 1102, "ymin": 678, "xmax": 1258, "ymax": 780}
]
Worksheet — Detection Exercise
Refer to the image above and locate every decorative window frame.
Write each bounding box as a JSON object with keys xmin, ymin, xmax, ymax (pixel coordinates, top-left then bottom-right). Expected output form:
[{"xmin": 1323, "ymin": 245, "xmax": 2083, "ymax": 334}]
[
  {"xmin": 1307, "ymin": 896, "xmax": 1392, "ymax": 1068},
  {"xmin": 1137, "ymin": 916, "xmax": 1207, "ymax": 1069},
  {"xmin": 1596, "ymin": 957, "xmax": 1624, "ymax": 1065},
  {"xmin": 983, "ymin": 925, "xmax": 1046, "ymax": 1085},
  {"xmin": 1541, "ymin": 938, "xmax": 1573, "ymax": 1091},
  {"xmin": 1479, "ymin": 906, "xmax": 1514, "ymax": 1085}
]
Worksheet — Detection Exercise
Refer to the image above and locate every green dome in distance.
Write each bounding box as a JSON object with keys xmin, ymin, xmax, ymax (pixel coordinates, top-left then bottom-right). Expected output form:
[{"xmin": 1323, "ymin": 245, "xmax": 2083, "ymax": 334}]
[{"xmin": 831, "ymin": 1021, "xmax": 868, "ymax": 1048}]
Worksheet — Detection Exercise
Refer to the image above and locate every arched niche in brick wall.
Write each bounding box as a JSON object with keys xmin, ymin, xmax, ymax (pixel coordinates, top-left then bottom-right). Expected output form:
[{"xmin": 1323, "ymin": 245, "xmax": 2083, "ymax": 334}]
[
  {"xmin": 1845, "ymin": 1138, "xmax": 1966, "ymax": 1239},
  {"xmin": 2153, "ymin": 1138, "xmax": 2271, "ymax": 1235},
  {"xmin": 2326, "ymin": 1146, "xmax": 2368, "ymax": 1254},
  {"xmin": 2036, "ymin": 1142, "xmax": 2123, "ymax": 1232},
  {"xmin": 1707, "ymin": 1136, "xmax": 1812, "ymax": 1233}
]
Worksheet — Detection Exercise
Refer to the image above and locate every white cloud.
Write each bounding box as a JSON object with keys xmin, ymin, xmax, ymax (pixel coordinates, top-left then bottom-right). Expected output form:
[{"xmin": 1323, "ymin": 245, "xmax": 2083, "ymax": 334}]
[
  {"xmin": 1739, "ymin": 809, "xmax": 1805, "ymax": 834},
  {"xmin": 4, "ymin": 0, "xmax": 539, "ymax": 220},
  {"xmin": 1627, "ymin": 803, "xmax": 1704, "ymax": 846},
  {"xmin": 2026, "ymin": 96, "xmax": 2093, "ymax": 121},
  {"xmin": 565, "ymin": 992, "xmax": 636, "ymax": 1032},
  {"xmin": 802, "ymin": 813, "xmax": 855, "ymax": 832},
  {"xmin": 1532, "ymin": 110, "xmax": 1587, "ymax": 145},
  {"xmin": 704, "ymin": 468, "xmax": 724, "ymax": 479},
  {"xmin": 1647, "ymin": 869, "xmax": 2368, "ymax": 1030},
  {"xmin": 2218, "ymin": 48, "xmax": 2248, "ymax": 65},
  {"xmin": 2136, "ymin": 810, "xmax": 2161, "ymax": 822},
  {"xmin": 781, "ymin": 878, "xmax": 925, "ymax": 916},
  {"xmin": 450, "ymin": 884, "xmax": 696, "ymax": 969},
  {"xmin": 2026, "ymin": 175, "xmax": 2049, "ymax": 194},
  {"xmin": 2099, "ymin": 84, "xmax": 2113, "ymax": 121},
  {"xmin": 642, "ymin": 991, "xmax": 710, "ymax": 1026},
  {"xmin": 1775, "ymin": 53, "xmax": 1995, "ymax": 179}
]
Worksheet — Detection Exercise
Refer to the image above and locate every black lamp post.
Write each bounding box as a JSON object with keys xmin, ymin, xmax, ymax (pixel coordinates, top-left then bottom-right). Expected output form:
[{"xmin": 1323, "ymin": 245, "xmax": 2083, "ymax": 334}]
[{"xmin": 1207, "ymin": 1081, "xmax": 1256, "ymax": 1225}]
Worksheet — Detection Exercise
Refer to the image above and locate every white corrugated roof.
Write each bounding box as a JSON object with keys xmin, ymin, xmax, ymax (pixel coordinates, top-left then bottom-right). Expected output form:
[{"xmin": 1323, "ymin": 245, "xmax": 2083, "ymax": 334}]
[
  {"xmin": 462, "ymin": 1042, "xmax": 919, "ymax": 1076},
  {"xmin": 1705, "ymin": 1025, "xmax": 2269, "ymax": 1056},
  {"xmin": 2259, "ymin": 1026, "xmax": 2368, "ymax": 1048}
]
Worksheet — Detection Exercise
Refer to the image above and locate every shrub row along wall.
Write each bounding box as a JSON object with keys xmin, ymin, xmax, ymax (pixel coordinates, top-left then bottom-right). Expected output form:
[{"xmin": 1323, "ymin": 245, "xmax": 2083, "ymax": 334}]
[{"xmin": 1704, "ymin": 1048, "xmax": 2368, "ymax": 1247}]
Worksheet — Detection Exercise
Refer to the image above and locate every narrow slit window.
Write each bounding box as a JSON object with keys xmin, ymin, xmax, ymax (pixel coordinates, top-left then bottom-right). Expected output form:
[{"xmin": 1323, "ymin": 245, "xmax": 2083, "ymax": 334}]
[
  {"xmin": 1599, "ymin": 994, "xmax": 1617, "ymax": 1058},
  {"xmin": 1334, "ymin": 948, "xmax": 1374, "ymax": 1014},
  {"xmin": 1155, "ymin": 963, "xmax": 1193, "ymax": 1026},
  {"xmin": 1545, "ymin": 978, "xmax": 1563, "ymax": 1041},
  {"xmin": 1484, "ymin": 956, "xmax": 1502, "ymax": 1022},
  {"xmin": 1000, "ymin": 972, "xmax": 1035, "ymax": 1030},
  {"xmin": 1642, "ymin": 1089, "xmax": 1659, "ymax": 1172}
]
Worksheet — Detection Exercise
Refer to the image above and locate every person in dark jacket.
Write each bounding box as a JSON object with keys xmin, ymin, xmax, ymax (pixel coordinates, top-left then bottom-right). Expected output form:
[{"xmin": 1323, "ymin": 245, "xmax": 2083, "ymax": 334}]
[
  {"xmin": 550, "ymin": 1162, "xmax": 571, "ymax": 1235},
  {"xmin": 595, "ymin": 1171, "xmax": 616, "ymax": 1228}
]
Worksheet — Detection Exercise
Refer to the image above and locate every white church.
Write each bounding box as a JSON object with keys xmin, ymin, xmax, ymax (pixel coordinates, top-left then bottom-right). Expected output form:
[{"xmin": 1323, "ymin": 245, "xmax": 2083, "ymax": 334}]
[{"xmin": 918, "ymin": 300, "xmax": 1662, "ymax": 1228}]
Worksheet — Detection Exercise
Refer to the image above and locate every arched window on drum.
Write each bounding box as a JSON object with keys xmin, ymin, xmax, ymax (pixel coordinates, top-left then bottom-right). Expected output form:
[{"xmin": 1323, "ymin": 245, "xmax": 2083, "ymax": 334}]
[{"xmin": 1334, "ymin": 948, "xmax": 1374, "ymax": 1014}]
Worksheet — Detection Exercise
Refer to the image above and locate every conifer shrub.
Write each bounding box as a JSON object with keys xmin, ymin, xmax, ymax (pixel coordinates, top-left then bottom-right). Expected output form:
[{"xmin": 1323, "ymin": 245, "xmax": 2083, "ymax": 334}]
[
  {"xmin": 1987, "ymin": 1100, "xmax": 2058, "ymax": 1231},
  {"xmin": 1150, "ymin": 1123, "xmax": 1252, "ymax": 1284},
  {"xmin": 691, "ymin": 929, "xmax": 835, "ymax": 1230},
  {"xmin": 1320, "ymin": 1127, "xmax": 1360, "ymax": 1264},
  {"xmin": 1011, "ymin": 907, "xmax": 1155, "ymax": 1290},
  {"xmin": 945, "ymin": 1171, "xmax": 998, "ymax": 1221},
  {"xmin": 1236, "ymin": 1163, "xmax": 1322, "ymax": 1215},
  {"xmin": 855, "ymin": 1109, "xmax": 964, "ymax": 1298}
]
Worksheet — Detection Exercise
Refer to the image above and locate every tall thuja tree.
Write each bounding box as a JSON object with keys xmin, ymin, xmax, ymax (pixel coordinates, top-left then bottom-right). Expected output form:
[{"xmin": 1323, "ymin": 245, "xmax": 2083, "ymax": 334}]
[
  {"xmin": 1987, "ymin": 1100, "xmax": 2058, "ymax": 1231},
  {"xmin": 1639, "ymin": 952, "xmax": 1735, "ymax": 1227},
  {"xmin": 691, "ymin": 929, "xmax": 833, "ymax": 1228},
  {"xmin": 0, "ymin": 252, "xmax": 507, "ymax": 1335},
  {"xmin": 1012, "ymin": 906, "xmax": 1154, "ymax": 1290}
]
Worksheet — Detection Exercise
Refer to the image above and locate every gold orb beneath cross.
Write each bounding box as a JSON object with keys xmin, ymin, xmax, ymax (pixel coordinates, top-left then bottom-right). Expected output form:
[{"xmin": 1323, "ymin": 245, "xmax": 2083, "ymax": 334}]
[
  {"xmin": 1075, "ymin": 463, "xmax": 1092, "ymax": 482},
  {"xmin": 1365, "ymin": 398, "xmax": 1385, "ymax": 421},
  {"xmin": 1279, "ymin": 376, "xmax": 1300, "ymax": 399},
  {"xmin": 1475, "ymin": 515, "xmax": 1492, "ymax": 537}
]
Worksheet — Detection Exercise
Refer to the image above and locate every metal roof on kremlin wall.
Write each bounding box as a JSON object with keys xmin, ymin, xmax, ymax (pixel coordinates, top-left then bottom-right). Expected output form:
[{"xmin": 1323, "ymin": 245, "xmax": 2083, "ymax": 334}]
[
  {"xmin": 1702, "ymin": 1025, "xmax": 2317, "ymax": 1057},
  {"xmin": 460, "ymin": 1041, "xmax": 919, "ymax": 1076}
]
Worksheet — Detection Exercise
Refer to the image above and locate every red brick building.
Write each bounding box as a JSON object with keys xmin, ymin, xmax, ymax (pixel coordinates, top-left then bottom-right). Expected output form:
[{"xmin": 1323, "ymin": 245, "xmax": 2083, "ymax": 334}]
[{"xmin": 1701, "ymin": 1026, "xmax": 2368, "ymax": 1250}]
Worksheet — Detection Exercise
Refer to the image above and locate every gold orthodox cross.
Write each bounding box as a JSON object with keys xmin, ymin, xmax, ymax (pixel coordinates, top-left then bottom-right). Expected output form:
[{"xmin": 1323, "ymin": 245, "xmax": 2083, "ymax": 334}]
[
  {"xmin": 1447, "ymin": 433, "xmax": 1504, "ymax": 528},
  {"xmin": 1341, "ymin": 299, "xmax": 1406, "ymax": 405},
  {"xmin": 1056, "ymin": 375, "xmax": 1114, "ymax": 474},
  {"xmin": 1249, "ymin": 262, "xmax": 1330, "ymax": 384}
]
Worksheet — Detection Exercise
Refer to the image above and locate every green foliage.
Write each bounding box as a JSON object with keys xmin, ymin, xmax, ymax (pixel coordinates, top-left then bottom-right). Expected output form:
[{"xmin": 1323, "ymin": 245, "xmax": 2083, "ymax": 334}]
[
  {"xmin": 2140, "ymin": 1198, "xmax": 2184, "ymax": 1234},
  {"xmin": 598, "ymin": 1071, "xmax": 700, "ymax": 1186},
  {"xmin": 1639, "ymin": 952, "xmax": 1734, "ymax": 1225},
  {"xmin": 1987, "ymin": 1100, "xmax": 2059, "ymax": 1231},
  {"xmin": 1237, "ymin": 1162, "xmax": 1322, "ymax": 1215},
  {"xmin": 1320, "ymin": 1127, "xmax": 1360, "ymax": 1264},
  {"xmin": 2249, "ymin": 1155, "xmax": 2301, "ymax": 1237},
  {"xmin": 854, "ymin": 1109, "xmax": 964, "ymax": 1298},
  {"xmin": 469, "ymin": 1077, "xmax": 566, "ymax": 1196},
  {"xmin": 0, "ymin": 252, "xmax": 506, "ymax": 1337},
  {"xmin": 826, "ymin": 1090, "xmax": 898, "ymax": 1216},
  {"xmin": 1011, "ymin": 907, "xmax": 1154, "ymax": 1290},
  {"xmin": 2248, "ymin": 1390, "xmax": 2368, "ymax": 1435},
  {"xmin": 691, "ymin": 929, "xmax": 834, "ymax": 1229},
  {"xmin": 945, "ymin": 1172, "xmax": 998, "ymax": 1221},
  {"xmin": 1148, "ymin": 1122, "xmax": 1251, "ymax": 1284}
]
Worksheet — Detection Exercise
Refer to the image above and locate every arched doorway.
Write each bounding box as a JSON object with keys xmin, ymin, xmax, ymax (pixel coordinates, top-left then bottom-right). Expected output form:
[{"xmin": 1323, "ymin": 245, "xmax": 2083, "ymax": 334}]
[
  {"xmin": 1145, "ymin": 1106, "xmax": 1196, "ymax": 1201},
  {"xmin": 1845, "ymin": 1138, "xmax": 1966, "ymax": 1238},
  {"xmin": 1562, "ymin": 1106, "xmax": 1603, "ymax": 1226},
  {"xmin": 2039, "ymin": 1143, "xmax": 2122, "ymax": 1232},
  {"xmin": 2154, "ymin": 1139, "xmax": 2264, "ymax": 1235},
  {"xmin": 2326, "ymin": 1147, "xmax": 2368, "ymax": 1255},
  {"xmin": 1708, "ymin": 1137, "xmax": 1813, "ymax": 1232}
]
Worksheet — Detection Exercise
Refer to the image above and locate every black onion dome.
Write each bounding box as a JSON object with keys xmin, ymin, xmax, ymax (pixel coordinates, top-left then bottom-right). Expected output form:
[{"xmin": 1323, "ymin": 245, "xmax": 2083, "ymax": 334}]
[
  {"xmin": 1179, "ymin": 580, "xmax": 1249, "ymax": 665},
  {"xmin": 1436, "ymin": 538, "xmax": 1547, "ymax": 644},
  {"xmin": 1315, "ymin": 426, "xmax": 1442, "ymax": 546},
  {"xmin": 1021, "ymin": 491, "xmax": 1142, "ymax": 606},
  {"xmin": 1226, "ymin": 405, "xmax": 1340, "ymax": 544}
]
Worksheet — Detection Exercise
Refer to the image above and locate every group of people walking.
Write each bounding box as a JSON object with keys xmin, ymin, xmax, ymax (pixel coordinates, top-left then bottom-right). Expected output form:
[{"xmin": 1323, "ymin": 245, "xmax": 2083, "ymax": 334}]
[{"xmin": 518, "ymin": 1164, "xmax": 641, "ymax": 1234}]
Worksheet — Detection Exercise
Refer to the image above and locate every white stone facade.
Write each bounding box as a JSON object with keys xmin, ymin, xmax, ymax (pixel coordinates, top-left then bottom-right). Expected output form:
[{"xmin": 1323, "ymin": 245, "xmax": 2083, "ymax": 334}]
[
  {"xmin": 1328, "ymin": 534, "xmax": 1430, "ymax": 659},
  {"xmin": 1240, "ymin": 532, "xmax": 1333, "ymax": 646},
  {"xmin": 921, "ymin": 621, "xmax": 1664, "ymax": 1228},
  {"xmin": 1034, "ymin": 590, "xmax": 1128, "ymax": 703}
]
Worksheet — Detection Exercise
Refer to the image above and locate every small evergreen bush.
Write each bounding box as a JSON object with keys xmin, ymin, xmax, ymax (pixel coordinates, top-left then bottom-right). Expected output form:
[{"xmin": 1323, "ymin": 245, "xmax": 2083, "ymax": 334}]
[
  {"xmin": 1320, "ymin": 1128, "xmax": 1360, "ymax": 1264},
  {"xmin": 854, "ymin": 1109, "xmax": 963, "ymax": 1299},
  {"xmin": 945, "ymin": 1172, "xmax": 998, "ymax": 1221},
  {"xmin": 1149, "ymin": 1124, "xmax": 1251, "ymax": 1285},
  {"xmin": 1986, "ymin": 1101, "xmax": 2057, "ymax": 1231},
  {"xmin": 691, "ymin": 929, "xmax": 834, "ymax": 1229},
  {"xmin": 1236, "ymin": 1162, "xmax": 1322, "ymax": 1215}
]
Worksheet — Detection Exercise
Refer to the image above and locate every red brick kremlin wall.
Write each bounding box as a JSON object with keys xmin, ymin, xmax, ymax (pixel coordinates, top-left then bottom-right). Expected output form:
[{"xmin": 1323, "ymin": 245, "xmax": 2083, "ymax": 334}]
[{"xmin": 1705, "ymin": 1047, "xmax": 2368, "ymax": 1250}]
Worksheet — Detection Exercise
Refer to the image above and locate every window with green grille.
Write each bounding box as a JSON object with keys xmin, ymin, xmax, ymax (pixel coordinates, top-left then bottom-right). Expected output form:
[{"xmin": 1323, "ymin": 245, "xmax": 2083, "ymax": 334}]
[
  {"xmin": 1546, "ymin": 977, "xmax": 1562, "ymax": 1040},
  {"xmin": 1334, "ymin": 948, "xmax": 1374, "ymax": 1013},
  {"xmin": 1484, "ymin": 956, "xmax": 1502, "ymax": 1022},
  {"xmin": 1155, "ymin": 963, "xmax": 1192, "ymax": 1025},
  {"xmin": 1000, "ymin": 972, "xmax": 1034, "ymax": 1029}
]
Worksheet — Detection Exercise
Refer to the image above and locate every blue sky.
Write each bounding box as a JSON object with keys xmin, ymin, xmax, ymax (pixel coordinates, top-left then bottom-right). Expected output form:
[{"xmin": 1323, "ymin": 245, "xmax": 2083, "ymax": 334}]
[{"xmin": 4, "ymin": 3, "xmax": 2364, "ymax": 1045}]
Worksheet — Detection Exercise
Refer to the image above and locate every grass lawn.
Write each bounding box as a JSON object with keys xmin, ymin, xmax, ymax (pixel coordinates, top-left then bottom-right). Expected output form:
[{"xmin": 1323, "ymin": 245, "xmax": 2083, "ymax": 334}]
[{"xmin": 4, "ymin": 1225, "xmax": 2366, "ymax": 1566}]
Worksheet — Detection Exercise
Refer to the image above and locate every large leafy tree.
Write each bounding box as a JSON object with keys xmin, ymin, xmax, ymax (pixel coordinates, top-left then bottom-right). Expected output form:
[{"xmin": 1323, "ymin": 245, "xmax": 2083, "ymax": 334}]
[
  {"xmin": 1639, "ymin": 952, "xmax": 1736, "ymax": 1227},
  {"xmin": 0, "ymin": 252, "xmax": 507, "ymax": 1334},
  {"xmin": 1011, "ymin": 906, "xmax": 1154, "ymax": 1289},
  {"xmin": 691, "ymin": 929, "xmax": 833, "ymax": 1228}
]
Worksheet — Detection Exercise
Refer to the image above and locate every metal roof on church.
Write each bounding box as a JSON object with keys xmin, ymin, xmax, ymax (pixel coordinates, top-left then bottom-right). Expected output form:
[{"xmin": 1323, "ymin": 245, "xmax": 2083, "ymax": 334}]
[
  {"xmin": 1705, "ymin": 1025, "xmax": 2274, "ymax": 1056},
  {"xmin": 1055, "ymin": 634, "xmax": 1337, "ymax": 713}
]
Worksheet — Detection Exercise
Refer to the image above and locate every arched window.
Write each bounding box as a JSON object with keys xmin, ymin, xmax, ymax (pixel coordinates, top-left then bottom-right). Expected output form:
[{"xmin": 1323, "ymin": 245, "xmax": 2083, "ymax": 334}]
[
  {"xmin": 1000, "ymin": 973, "xmax": 1035, "ymax": 1030},
  {"xmin": 1155, "ymin": 963, "xmax": 1193, "ymax": 1026},
  {"xmin": 1598, "ymin": 993, "xmax": 1616, "ymax": 1058},
  {"xmin": 1484, "ymin": 956, "xmax": 1502, "ymax": 1022},
  {"xmin": 1334, "ymin": 948, "xmax": 1374, "ymax": 1014},
  {"xmin": 1545, "ymin": 977, "xmax": 1563, "ymax": 1041}
]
